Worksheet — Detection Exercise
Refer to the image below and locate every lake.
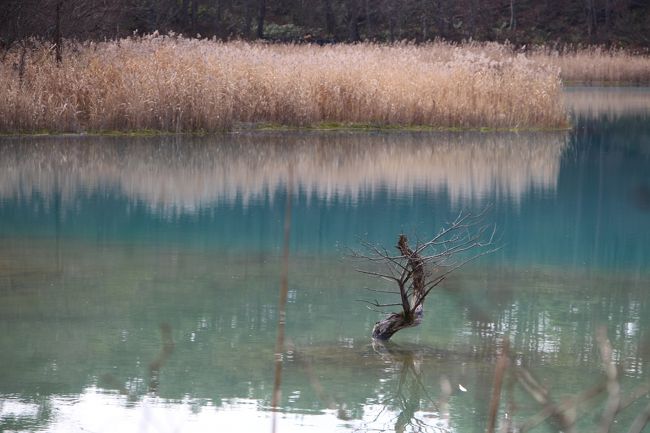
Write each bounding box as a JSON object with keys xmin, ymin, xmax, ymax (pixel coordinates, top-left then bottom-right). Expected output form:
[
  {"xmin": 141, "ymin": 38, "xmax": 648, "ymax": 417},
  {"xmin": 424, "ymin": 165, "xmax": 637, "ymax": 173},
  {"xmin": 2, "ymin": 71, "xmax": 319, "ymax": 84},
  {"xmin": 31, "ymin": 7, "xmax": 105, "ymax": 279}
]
[{"xmin": 1, "ymin": 87, "xmax": 649, "ymax": 433}]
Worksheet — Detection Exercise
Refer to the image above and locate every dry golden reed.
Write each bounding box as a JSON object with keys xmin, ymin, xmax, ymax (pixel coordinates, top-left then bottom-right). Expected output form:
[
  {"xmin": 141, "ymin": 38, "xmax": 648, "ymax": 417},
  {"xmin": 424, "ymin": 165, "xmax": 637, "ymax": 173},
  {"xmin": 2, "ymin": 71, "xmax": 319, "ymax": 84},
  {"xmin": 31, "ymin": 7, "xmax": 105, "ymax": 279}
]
[
  {"xmin": 532, "ymin": 46, "xmax": 650, "ymax": 85},
  {"xmin": 1, "ymin": 36, "xmax": 572, "ymax": 133}
]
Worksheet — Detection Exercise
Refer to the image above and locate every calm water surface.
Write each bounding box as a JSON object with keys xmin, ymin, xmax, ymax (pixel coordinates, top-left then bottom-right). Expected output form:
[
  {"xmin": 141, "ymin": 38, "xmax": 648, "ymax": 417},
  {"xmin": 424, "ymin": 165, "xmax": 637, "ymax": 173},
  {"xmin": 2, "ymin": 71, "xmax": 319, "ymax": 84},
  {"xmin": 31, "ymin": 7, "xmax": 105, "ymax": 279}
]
[{"xmin": 1, "ymin": 87, "xmax": 649, "ymax": 433}]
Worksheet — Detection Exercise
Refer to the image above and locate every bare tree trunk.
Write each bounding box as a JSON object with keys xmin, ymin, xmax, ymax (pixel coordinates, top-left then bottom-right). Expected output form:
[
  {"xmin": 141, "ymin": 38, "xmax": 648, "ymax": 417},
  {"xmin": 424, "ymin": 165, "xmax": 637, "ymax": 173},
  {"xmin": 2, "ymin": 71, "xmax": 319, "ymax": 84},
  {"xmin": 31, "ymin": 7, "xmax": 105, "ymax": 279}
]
[
  {"xmin": 586, "ymin": 0, "xmax": 597, "ymax": 38},
  {"xmin": 346, "ymin": 0, "xmax": 360, "ymax": 41},
  {"xmin": 181, "ymin": 0, "xmax": 190, "ymax": 29},
  {"xmin": 365, "ymin": 0, "xmax": 372, "ymax": 39},
  {"xmin": 420, "ymin": 0, "xmax": 428, "ymax": 41},
  {"xmin": 55, "ymin": 0, "xmax": 62, "ymax": 63},
  {"xmin": 387, "ymin": 0, "xmax": 396, "ymax": 42},
  {"xmin": 432, "ymin": 0, "xmax": 447, "ymax": 38},
  {"xmin": 468, "ymin": 0, "xmax": 478, "ymax": 38},
  {"xmin": 509, "ymin": 0, "xmax": 516, "ymax": 31},
  {"xmin": 395, "ymin": 0, "xmax": 403, "ymax": 39},
  {"xmin": 256, "ymin": 0, "xmax": 266, "ymax": 38},
  {"xmin": 396, "ymin": 235, "xmax": 426, "ymax": 306},
  {"xmin": 371, "ymin": 236, "xmax": 426, "ymax": 340},
  {"xmin": 421, "ymin": 16, "xmax": 427, "ymax": 41},
  {"xmin": 191, "ymin": 0, "xmax": 198, "ymax": 35},
  {"xmin": 214, "ymin": 0, "xmax": 222, "ymax": 36},
  {"xmin": 244, "ymin": 0, "xmax": 253, "ymax": 38},
  {"xmin": 323, "ymin": 0, "xmax": 336, "ymax": 36}
]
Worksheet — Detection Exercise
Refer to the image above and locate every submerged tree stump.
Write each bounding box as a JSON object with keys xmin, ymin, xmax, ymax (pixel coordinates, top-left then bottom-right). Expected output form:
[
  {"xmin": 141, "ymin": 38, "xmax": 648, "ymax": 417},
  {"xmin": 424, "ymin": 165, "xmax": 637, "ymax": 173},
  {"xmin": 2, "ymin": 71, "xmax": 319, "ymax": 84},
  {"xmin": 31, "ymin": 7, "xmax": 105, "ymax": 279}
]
[
  {"xmin": 356, "ymin": 210, "xmax": 496, "ymax": 341},
  {"xmin": 372, "ymin": 235, "xmax": 425, "ymax": 340}
]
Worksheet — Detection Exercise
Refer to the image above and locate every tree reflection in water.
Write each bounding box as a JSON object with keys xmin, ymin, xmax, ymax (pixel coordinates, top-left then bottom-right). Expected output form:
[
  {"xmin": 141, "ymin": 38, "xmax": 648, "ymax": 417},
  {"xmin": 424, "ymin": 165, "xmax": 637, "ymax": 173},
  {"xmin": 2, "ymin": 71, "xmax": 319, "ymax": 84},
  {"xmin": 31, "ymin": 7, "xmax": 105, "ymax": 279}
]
[{"xmin": 371, "ymin": 340, "xmax": 453, "ymax": 433}]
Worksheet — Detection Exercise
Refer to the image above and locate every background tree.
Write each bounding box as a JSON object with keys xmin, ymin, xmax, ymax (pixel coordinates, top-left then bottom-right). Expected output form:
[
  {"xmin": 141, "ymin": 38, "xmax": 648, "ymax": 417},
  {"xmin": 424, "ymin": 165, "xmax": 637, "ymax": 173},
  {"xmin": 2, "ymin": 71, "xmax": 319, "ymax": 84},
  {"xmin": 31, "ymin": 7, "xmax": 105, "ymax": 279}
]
[
  {"xmin": 257, "ymin": 0, "xmax": 267, "ymax": 38},
  {"xmin": 1, "ymin": 0, "xmax": 648, "ymax": 47}
]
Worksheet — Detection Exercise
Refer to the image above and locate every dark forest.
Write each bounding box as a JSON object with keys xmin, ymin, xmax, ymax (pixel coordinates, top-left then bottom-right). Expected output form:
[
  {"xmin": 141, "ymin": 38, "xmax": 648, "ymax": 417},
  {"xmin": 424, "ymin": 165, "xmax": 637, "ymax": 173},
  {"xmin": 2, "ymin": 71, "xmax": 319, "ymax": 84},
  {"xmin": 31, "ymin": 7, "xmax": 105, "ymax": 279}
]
[{"xmin": 1, "ymin": 0, "xmax": 649, "ymax": 48}]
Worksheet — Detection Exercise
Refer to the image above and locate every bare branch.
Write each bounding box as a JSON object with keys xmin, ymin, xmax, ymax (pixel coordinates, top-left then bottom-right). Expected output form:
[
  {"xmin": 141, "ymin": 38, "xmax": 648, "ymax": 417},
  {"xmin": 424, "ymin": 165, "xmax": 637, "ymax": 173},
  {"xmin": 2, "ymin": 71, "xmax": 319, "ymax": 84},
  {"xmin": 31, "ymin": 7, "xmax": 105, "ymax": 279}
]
[
  {"xmin": 413, "ymin": 247, "xmax": 500, "ymax": 311},
  {"xmin": 517, "ymin": 367, "xmax": 578, "ymax": 433},
  {"xmin": 350, "ymin": 241, "xmax": 410, "ymax": 275},
  {"xmin": 597, "ymin": 326, "xmax": 621, "ymax": 433},
  {"xmin": 356, "ymin": 299, "xmax": 404, "ymax": 308},
  {"xmin": 415, "ymin": 208, "xmax": 493, "ymax": 254},
  {"xmin": 357, "ymin": 239, "xmax": 407, "ymax": 261},
  {"xmin": 515, "ymin": 370, "xmax": 650, "ymax": 433},
  {"xmin": 486, "ymin": 339, "xmax": 510, "ymax": 433},
  {"xmin": 363, "ymin": 287, "xmax": 401, "ymax": 295},
  {"xmin": 618, "ymin": 383, "xmax": 650, "ymax": 412},
  {"xmin": 364, "ymin": 305, "xmax": 392, "ymax": 314},
  {"xmin": 627, "ymin": 401, "xmax": 650, "ymax": 433},
  {"xmin": 519, "ymin": 380, "xmax": 605, "ymax": 432},
  {"xmin": 355, "ymin": 268, "xmax": 401, "ymax": 283},
  {"xmin": 421, "ymin": 275, "xmax": 446, "ymax": 292}
]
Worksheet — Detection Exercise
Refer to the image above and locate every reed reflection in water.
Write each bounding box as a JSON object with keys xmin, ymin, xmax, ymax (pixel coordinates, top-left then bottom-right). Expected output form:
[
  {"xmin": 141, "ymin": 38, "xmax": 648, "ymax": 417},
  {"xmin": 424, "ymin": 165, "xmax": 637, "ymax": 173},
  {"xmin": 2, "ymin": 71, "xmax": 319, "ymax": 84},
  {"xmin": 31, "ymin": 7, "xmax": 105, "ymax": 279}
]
[
  {"xmin": 564, "ymin": 86, "xmax": 650, "ymax": 120},
  {"xmin": 0, "ymin": 131, "xmax": 567, "ymax": 213}
]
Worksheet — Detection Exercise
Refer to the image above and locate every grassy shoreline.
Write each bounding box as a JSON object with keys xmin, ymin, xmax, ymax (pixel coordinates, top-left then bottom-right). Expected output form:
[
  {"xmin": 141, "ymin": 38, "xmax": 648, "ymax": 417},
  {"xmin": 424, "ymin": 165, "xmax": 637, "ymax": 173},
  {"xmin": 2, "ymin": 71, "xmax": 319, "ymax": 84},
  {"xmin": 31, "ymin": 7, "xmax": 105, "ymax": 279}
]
[
  {"xmin": 2, "ymin": 37, "xmax": 647, "ymax": 135},
  {"xmin": 0, "ymin": 122, "xmax": 573, "ymax": 138}
]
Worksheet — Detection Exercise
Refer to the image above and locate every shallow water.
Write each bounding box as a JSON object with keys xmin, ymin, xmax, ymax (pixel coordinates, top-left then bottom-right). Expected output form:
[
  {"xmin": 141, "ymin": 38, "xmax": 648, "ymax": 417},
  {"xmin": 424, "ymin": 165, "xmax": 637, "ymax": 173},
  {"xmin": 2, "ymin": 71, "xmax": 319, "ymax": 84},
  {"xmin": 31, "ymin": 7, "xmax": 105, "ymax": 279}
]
[{"xmin": 1, "ymin": 87, "xmax": 649, "ymax": 433}]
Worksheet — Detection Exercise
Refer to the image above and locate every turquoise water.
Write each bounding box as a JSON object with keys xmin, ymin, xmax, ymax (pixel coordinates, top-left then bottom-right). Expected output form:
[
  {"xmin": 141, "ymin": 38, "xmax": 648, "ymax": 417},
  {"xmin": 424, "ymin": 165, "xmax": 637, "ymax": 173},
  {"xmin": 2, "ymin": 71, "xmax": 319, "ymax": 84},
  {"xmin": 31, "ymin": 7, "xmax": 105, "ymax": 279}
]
[{"xmin": 0, "ymin": 87, "xmax": 649, "ymax": 433}]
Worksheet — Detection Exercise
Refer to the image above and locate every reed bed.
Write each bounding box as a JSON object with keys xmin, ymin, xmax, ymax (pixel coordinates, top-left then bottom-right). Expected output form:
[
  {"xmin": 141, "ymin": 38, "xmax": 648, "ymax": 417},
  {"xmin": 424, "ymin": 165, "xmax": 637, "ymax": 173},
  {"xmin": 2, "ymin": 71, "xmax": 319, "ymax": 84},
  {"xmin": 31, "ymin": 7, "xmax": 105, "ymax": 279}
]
[
  {"xmin": 0, "ymin": 36, "xmax": 568, "ymax": 133},
  {"xmin": 532, "ymin": 46, "xmax": 650, "ymax": 85}
]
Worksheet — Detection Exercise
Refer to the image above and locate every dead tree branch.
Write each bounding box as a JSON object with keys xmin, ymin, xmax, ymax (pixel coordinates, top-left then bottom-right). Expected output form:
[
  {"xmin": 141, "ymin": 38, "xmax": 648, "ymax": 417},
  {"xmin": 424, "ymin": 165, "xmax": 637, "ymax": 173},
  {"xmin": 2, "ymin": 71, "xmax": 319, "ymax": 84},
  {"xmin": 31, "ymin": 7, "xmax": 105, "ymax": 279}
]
[
  {"xmin": 487, "ymin": 338, "xmax": 510, "ymax": 433},
  {"xmin": 352, "ymin": 209, "xmax": 497, "ymax": 340},
  {"xmin": 627, "ymin": 401, "xmax": 650, "ymax": 433},
  {"xmin": 597, "ymin": 326, "xmax": 621, "ymax": 433}
]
